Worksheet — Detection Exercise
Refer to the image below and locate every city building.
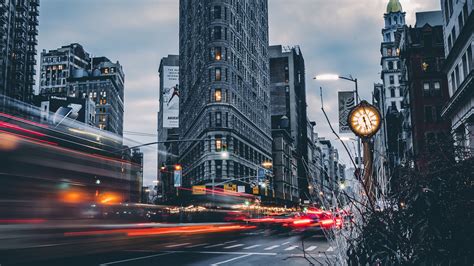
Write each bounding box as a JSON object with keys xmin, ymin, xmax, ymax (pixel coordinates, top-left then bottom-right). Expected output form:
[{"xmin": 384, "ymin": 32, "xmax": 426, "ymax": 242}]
[
  {"xmin": 372, "ymin": 0, "xmax": 406, "ymax": 191},
  {"xmin": 381, "ymin": 0, "xmax": 406, "ymax": 112},
  {"xmin": 38, "ymin": 44, "xmax": 125, "ymax": 136},
  {"xmin": 440, "ymin": 0, "xmax": 473, "ymax": 158},
  {"xmin": 178, "ymin": 1, "xmax": 273, "ymax": 197},
  {"xmin": 269, "ymin": 45, "xmax": 309, "ymax": 202},
  {"xmin": 271, "ymin": 116, "xmax": 299, "ymax": 205},
  {"xmin": 39, "ymin": 43, "xmax": 91, "ymax": 96},
  {"xmin": 157, "ymin": 54, "xmax": 180, "ymax": 203},
  {"xmin": 0, "ymin": 0, "xmax": 39, "ymax": 103},
  {"xmin": 318, "ymin": 138, "xmax": 336, "ymax": 203},
  {"xmin": 397, "ymin": 11, "xmax": 451, "ymax": 169}
]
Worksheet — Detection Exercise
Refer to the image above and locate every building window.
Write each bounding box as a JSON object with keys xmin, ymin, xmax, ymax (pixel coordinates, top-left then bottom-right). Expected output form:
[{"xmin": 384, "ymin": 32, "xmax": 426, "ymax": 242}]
[
  {"xmin": 462, "ymin": 53, "xmax": 468, "ymax": 79},
  {"xmin": 215, "ymin": 47, "xmax": 222, "ymax": 60},
  {"xmin": 468, "ymin": 46, "xmax": 473, "ymax": 72},
  {"xmin": 391, "ymin": 101, "xmax": 396, "ymax": 109},
  {"xmin": 214, "ymin": 89, "xmax": 222, "ymax": 102},
  {"xmin": 215, "ymin": 68, "xmax": 221, "ymax": 81},
  {"xmin": 424, "ymin": 106, "xmax": 433, "ymax": 123},
  {"xmin": 388, "ymin": 61, "xmax": 393, "ymax": 70},
  {"xmin": 423, "ymin": 82, "xmax": 430, "ymax": 96},
  {"xmin": 214, "ymin": 26, "xmax": 222, "ymax": 40},
  {"xmin": 215, "ymin": 137, "xmax": 222, "ymax": 151},
  {"xmin": 389, "ymin": 75, "xmax": 394, "ymax": 85},
  {"xmin": 390, "ymin": 88, "xmax": 396, "ymax": 97},
  {"xmin": 213, "ymin": 5, "xmax": 221, "ymax": 20},
  {"xmin": 216, "ymin": 112, "xmax": 222, "ymax": 127}
]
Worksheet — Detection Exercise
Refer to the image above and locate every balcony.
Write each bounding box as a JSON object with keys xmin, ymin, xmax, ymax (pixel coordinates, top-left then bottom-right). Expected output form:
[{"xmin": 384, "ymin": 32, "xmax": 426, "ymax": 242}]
[
  {"xmin": 27, "ymin": 27, "xmax": 38, "ymax": 35},
  {"xmin": 30, "ymin": 0, "xmax": 39, "ymax": 6},
  {"xmin": 28, "ymin": 17, "xmax": 39, "ymax": 26}
]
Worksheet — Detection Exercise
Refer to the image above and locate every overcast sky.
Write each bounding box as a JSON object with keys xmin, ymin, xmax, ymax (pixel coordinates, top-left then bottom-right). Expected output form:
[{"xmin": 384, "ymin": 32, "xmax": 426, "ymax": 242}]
[{"xmin": 37, "ymin": 0, "xmax": 441, "ymax": 185}]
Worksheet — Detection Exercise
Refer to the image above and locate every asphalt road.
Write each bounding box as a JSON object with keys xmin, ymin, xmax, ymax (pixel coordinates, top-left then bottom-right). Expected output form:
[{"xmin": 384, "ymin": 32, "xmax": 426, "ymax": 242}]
[{"xmin": 6, "ymin": 228, "xmax": 336, "ymax": 266}]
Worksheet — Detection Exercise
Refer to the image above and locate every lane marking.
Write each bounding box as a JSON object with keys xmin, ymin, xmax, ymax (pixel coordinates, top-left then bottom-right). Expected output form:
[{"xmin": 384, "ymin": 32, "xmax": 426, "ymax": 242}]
[
  {"xmin": 281, "ymin": 241, "xmax": 290, "ymax": 245},
  {"xmin": 165, "ymin": 242, "xmax": 191, "ymax": 248},
  {"xmin": 306, "ymin": 245, "xmax": 318, "ymax": 251},
  {"xmin": 204, "ymin": 243, "xmax": 226, "ymax": 248},
  {"xmin": 326, "ymin": 246, "xmax": 335, "ymax": 252},
  {"xmin": 100, "ymin": 251, "xmax": 176, "ymax": 266},
  {"xmin": 264, "ymin": 245, "xmax": 280, "ymax": 250},
  {"xmin": 210, "ymin": 254, "xmax": 252, "ymax": 266},
  {"xmin": 284, "ymin": 246, "xmax": 298, "ymax": 251},
  {"xmin": 243, "ymin": 244, "xmax": 261, "ymax": 250},
  {"xmin": 168, "ymin": 250, "xmax": 277, "ymax": 256},
  {"xmin": 186, "ymin": 243, "xmax": 209, "ymax": 248},
  {"xmin": 224, "ymin": 244, "xmax": 244, "ymax": 249},
  {"xmin": 224, "ymin": 240, "xmax": 238, "ymax": 244}
]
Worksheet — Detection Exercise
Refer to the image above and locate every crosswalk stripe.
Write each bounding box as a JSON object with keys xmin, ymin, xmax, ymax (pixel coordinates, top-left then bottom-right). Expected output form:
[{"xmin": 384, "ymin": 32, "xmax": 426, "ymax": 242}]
[
  {"xmin": 281, "ymin": 241, "xmax": 290, "ymax": 245},
  {"xmin": 165, "ymin": 242, "xmax": 191, "ymax": 248},
  {"xmin": 264, "ymin": 245, "xmax": 280, "ymax": 250},
  {"xmin": 243, "ymin": 244, "xmax": 261, "ymax": 250},
  {"xmin": 224, "ymin": 240, "xmax": 237, "ymax": 244},
  {"xmin": 187, "ymin": 243, "xmax": 209, "ymax": 248},
  {"xmin": 204, "ymin": 243, "xmax": 226, "ymax": 248},
  {"xmin": 306, "ymin": 245, "xmax": 318, "ymax": 251},
  {"xmin": 284, "ymin": 246, "xmax": 298, "ymax": 251},
  {"xmin": 326, "ymin": 246, "xmax": 335, "ymax": 252},
  {"xmin": 224, "ymin": 244, "xmax": 244, "ymax": 249}
]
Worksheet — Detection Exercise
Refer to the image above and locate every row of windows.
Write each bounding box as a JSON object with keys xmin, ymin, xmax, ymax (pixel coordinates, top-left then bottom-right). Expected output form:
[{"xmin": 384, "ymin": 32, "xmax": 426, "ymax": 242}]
[
  {"xmin": 449, "ymin": 45, "xmax": 473, "ymax": 93},
  {"xmin": 445, "ymin": 1, "xmax": 469, "ymax": 52}
]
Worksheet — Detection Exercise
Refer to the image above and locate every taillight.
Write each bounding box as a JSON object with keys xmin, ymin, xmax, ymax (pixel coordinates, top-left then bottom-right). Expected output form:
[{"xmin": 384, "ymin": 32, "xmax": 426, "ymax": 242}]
[{"xmin": 293, "ymin": 218, "xmax": 312, "ymax": 225}]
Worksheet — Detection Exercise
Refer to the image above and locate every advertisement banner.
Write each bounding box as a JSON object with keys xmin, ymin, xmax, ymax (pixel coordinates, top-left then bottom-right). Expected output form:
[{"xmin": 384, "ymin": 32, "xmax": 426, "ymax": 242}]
[
  {"xmin": 224, "ymin": 184, "xmax": 236, "ymax": 192},
  {"xmin": 173, "ymin": 170, "xmax": 182, "ymax": 187},
  {"xmin": 237, "ymin": 186, "xmax": 245, "ymax": 193},
  {"xmin": 192, "ymin": 186, "xmax": 206, "ymax": 195},
  {"xmin": 162, "ymin": 66, "xmax": 179, "ymax": 128},
  {"xmin": 338, "ymin": 91, "xmax": 355, "ymax": 133}
]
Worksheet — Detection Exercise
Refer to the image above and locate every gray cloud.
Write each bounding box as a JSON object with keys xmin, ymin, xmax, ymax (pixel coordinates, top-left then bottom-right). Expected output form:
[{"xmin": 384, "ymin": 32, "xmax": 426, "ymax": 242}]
[{"xmin": 37, "ymin": 0, "xmax": 440, "ymax": 185}]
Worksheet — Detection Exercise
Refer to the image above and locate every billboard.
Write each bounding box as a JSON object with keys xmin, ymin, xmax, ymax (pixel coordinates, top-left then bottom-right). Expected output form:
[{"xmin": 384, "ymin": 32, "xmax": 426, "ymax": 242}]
[
  {"xmin": 38, "ymin": 96, "xmax": 94, "ymax": 126},
  {"xmin": 338, "ymin": 91, "xmax": 355, "ymax": 133},
  {"xmin": 162, "ymin": 66, "xmax": 179, "ymax": 128}
]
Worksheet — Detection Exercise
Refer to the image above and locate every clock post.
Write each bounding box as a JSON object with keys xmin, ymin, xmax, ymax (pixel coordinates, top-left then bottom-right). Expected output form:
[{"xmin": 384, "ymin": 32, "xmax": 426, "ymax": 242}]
[{"xmin": 347, "ymin": 101, "xmax": 382, "ymax": 204}]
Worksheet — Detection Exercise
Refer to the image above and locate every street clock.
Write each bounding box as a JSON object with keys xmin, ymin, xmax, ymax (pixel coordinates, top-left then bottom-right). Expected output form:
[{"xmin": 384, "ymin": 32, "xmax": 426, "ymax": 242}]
[{"xmin": 348, "ymin": 100, "xmax": 381, "ymax": 138}]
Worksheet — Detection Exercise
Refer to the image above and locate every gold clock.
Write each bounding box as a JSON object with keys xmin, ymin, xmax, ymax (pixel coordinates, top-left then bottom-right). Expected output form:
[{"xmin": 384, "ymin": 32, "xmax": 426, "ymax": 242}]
[{"xmin": 348, "ymin": 101, "xmax": 381, "ymax": 138}]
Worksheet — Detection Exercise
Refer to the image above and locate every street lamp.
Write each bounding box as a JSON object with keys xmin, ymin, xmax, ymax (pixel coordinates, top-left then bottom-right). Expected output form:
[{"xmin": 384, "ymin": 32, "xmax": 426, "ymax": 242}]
[
  {"xmin": 314, "ymin": 73, "xmax": 362, "ymax": 171},
  {"xmin": 220, "ymin": 151, "xmax": 230, "ymax": 159}
]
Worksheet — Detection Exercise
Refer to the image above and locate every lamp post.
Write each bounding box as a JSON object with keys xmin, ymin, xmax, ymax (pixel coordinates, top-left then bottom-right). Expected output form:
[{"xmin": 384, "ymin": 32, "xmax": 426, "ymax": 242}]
[{"xmin": 314, "ymin": 74, "xmax": 362, "ymax": 172}]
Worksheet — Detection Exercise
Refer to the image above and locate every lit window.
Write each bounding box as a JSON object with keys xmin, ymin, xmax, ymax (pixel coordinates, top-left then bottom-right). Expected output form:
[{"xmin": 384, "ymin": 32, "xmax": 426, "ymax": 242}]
[
  {"xmin": 215, "ymin": 89, "xmax": 222, "ymax": 102},
  {"xmin": 104, "ymin": 68, "xmax": 109, "ymax": 74},
  {"xmin": 215, "ymin": 47, "xmax": 222, "ymax": 60},
  {"xmin": 215, "ymin": 138, "xmax": 222, "ymax": 151}
]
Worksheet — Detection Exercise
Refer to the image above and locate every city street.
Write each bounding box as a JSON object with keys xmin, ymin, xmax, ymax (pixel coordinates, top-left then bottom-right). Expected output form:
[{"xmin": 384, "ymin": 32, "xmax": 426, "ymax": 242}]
[{"xmin": 6, "ymin": 228, "xmax": 335, "ymax": 266}]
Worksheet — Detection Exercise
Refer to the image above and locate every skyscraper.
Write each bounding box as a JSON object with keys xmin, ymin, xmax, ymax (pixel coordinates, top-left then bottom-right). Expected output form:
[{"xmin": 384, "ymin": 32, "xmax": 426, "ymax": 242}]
[
  {"xmin": 0, "ymin": 0, "xmax": 39, "ymax": 103},
  {"xmin": 157, "ymin": 54, "xmax": 180, "ymax": 202},
  {"xmin": 269, "ymin": 45, "xmax": 309, "ymax": 202},
  {"xmin": 381, "ymin": 0, "xmax": 406, "ymax": 112},
  {"xmin": 179, "ymin": 1, "xmax": 273, "ymax": 194}
]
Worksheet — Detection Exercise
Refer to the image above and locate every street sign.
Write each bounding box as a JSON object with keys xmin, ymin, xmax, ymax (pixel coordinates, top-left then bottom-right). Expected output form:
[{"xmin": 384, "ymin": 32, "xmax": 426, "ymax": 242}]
[
  {"xmin": 192, "ymin": 185, "xmax": 206, "ymax": 195},
  {"xmin": 252, "ymin": 186, "xmax": 259, "ymax": 195},
  {"xmin": 224, "ymin": 184, "xmax": 236, "ymax": 192},
  {"xmin": 257, "ymin": 167, "xmax": 266, "ymax": 182},
  {"xmin": 174, "ymin": 170, "xmax": 182, "ymax": 187}
]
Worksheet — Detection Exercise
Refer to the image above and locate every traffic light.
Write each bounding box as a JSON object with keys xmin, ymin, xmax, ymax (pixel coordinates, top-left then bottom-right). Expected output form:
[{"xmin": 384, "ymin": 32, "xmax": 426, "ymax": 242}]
[{"xmin": 174, "ymin": 164, "xmax": 182, "ymax": 171}]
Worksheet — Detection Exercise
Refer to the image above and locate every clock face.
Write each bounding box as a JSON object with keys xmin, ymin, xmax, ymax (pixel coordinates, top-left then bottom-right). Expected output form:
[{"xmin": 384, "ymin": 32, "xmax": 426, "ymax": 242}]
[{"xmin": 348, "ymin": 101, "xmax": 381, "ymax": 138}]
